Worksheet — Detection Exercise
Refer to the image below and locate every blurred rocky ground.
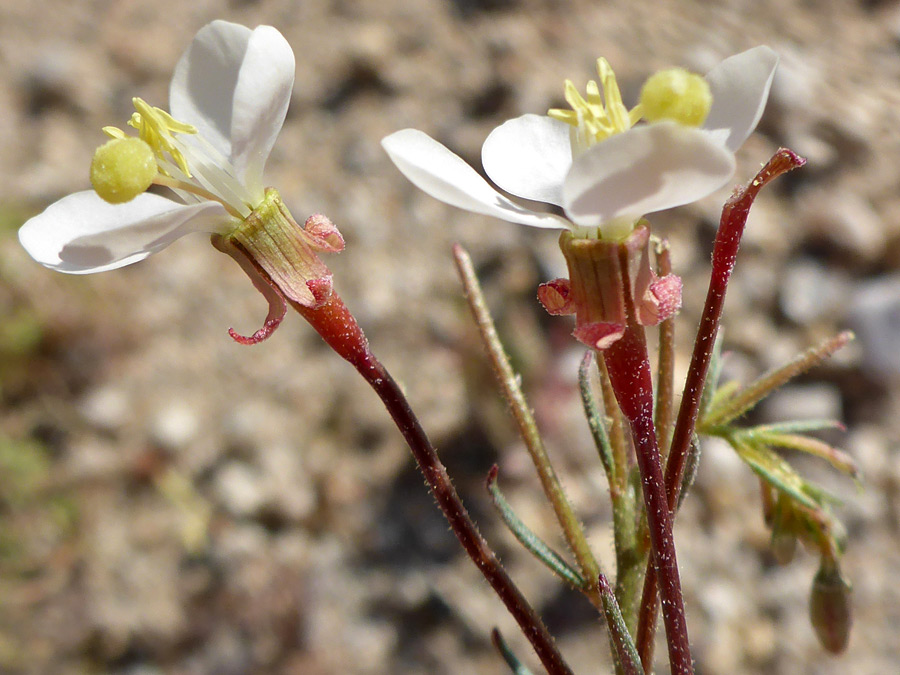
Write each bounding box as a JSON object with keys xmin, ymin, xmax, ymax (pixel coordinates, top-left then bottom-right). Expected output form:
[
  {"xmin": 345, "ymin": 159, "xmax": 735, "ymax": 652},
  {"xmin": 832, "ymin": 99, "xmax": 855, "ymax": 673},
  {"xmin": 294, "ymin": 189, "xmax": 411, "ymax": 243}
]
[{"xmin": 1, "ymin": 0, "xmax": 899, "ymax": 673}]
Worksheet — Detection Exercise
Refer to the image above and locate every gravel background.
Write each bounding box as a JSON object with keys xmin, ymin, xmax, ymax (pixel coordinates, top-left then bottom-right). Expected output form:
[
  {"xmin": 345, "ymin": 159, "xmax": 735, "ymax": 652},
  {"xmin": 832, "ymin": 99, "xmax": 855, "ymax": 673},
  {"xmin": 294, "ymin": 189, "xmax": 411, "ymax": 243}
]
[{"xmin": 2, "ymin": 0, "xmax": 900, "ymax": 673}]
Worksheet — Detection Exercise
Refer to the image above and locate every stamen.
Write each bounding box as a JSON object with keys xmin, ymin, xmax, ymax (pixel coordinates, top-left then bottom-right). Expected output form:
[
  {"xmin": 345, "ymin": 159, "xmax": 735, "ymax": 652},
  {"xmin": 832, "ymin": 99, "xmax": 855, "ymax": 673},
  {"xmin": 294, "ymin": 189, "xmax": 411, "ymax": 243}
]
[
  {"xmin": 548, "ymin": 57, "xmax": 640, "ymax": 154},
  {"xmin": 152, "ymin": 175, "xmax": 244, "ymax": 219},
  {"xmin": 596, "ymin": 58, "xmax": 630, "ymax": 131},
  {"xmin": 183, "ymin": 133, "xmax": 257, "ymax": 209},
  {"xmin": 180, "ymin": 153, "xmax": 251, "ymax": 217},
  {"xmin": 92, "ymin": 97, "xmax": 261, "ymax": 218},
  {"xmin": 129, "ymin": 98, "xmax": 197, "ymax": 175}
]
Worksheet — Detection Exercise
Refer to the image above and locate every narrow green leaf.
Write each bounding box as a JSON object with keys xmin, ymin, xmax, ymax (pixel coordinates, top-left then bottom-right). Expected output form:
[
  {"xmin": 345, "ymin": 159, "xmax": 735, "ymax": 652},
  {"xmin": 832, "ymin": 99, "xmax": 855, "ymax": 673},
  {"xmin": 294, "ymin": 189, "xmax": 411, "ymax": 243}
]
[
  {"xmin": 750, "ymin": 420, "xmax": 845, "ymax": 435},
  {"xmin": 699, "ymin": 333, "xmax": 725, "ymax": 417},
  {"xmin": 579, "ymin": 351, "xmax": 616, "ymax": 484},
  {"xmin": 749, "ymin": 431, "xmax": 859, "ymax": 479},
  {"xmin": 487, "ymin": 466, "xmax": 586, "ymax": 589},
  {"xmin": 598, "ymin": 573, "xmax": 645, "ymax": 675},
  {"xmin": 704, "ymin": 332, "xmax": 853, "ymax": 428},
  {"xmin": 727, "ymin": 435, "xmax": 824, "ymax": 511},
  {"xmin": 676, "ymin": 434, "xmax": 702, "ymax": 511},
  {"xmin": 701, "ymin": 380, "xmax": 741, "ymax": 427},
  {"xmin": 491, "ymin": 628, "xmax": 537, "ymax": 675}
]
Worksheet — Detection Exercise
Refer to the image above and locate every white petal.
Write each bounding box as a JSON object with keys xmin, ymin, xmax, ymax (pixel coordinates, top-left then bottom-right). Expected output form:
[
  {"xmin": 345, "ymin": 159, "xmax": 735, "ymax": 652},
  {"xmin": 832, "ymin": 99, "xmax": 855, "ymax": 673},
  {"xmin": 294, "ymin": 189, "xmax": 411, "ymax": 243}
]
[
  {"xmin": 170, "ymin": 21, "xmax": 252, "ymax": 160},
  {"xmin": 563, "ymin": 122, "xmax": 736, "ymax": 227},
  {"xmin": 481, "ymin": 114, "xmax": 573, "ymax": 206},
  {"xmin": 382, "ymin": 129, "xmax": 570, "ymax": 230},
  {"xmin": 703, "ymin": 46, "xmax": 778, "ymax": 151},
  {"xmin": 169, "ymin": 21, "xmax": 294, "ymax": 193},
  {"xmin": 19, "ymin": 191, "xmax": 229, "ymax": 274},
  {"xmin": 229, "ymin": 25, "xmax": 295, "ymax": 196}
]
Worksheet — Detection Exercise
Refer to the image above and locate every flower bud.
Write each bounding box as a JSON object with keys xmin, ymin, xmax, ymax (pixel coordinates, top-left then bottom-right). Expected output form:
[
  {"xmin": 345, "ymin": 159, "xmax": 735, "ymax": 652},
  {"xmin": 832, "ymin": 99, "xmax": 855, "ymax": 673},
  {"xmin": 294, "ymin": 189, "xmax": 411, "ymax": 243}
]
[
  {"xmin": 549, "ymin": 224, "xmax": 682, "ymax": 350},
  {"xmin": 90, "ymin": 138, "xmax": 157, "ymax": 204},
  {"xmin": 227, "ymin": 189, "xmax": 339, "ymax": 310},
  {"xmin": 640, "ymin": 68, "xmax": 711, "ymax": 127},
  {"xmin": 810, "ymin": 559, "xmax": 852, "ymax": 654}
]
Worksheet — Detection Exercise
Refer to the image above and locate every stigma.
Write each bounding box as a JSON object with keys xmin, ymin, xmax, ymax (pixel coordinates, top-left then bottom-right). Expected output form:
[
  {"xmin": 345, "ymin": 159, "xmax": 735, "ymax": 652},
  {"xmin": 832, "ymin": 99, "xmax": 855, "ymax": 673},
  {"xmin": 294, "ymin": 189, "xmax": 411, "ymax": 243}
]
[{"xmin": 91, "ymin": 98, "xmax": 256, "ymax": 218}]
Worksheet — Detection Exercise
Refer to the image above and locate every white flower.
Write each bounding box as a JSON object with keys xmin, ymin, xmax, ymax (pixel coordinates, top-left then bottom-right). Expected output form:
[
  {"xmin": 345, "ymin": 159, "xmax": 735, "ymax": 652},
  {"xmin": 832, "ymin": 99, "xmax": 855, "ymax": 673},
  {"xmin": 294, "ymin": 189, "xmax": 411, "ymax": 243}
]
[
  {"xmin": 19, "ymin": 20, "xmax": 296, "ymax": 274},
  {"xmin": 382, "ymin": 47, "xmax": 777, "ymax": 240}
]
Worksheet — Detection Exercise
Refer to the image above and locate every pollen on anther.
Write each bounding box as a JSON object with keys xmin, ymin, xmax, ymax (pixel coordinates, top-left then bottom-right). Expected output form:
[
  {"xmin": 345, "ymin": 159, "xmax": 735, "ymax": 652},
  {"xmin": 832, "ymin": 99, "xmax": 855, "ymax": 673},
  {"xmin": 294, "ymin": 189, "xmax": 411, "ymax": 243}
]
[{"xmin": 90, "ymin": 137, "xmax": 158, "ymax": 204}]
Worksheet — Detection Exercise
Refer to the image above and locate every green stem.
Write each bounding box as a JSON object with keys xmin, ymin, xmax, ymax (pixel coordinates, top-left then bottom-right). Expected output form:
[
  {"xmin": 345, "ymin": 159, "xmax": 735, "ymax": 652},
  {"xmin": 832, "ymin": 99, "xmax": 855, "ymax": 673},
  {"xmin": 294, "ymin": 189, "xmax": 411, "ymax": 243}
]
[
  {"xmin": 452, "ymin": 245, "xmax": 601, "ymax": 593},
  {"xmin": 578, "ymin": 352, "xmax": 642, "ymax": 634},
  {"xmin": 654, "ymin": 243, "xmax": 676, "ymax": 464},
  {"xmin": 597, "ymin": 358, "xmax": 629, "ymax": 497}
]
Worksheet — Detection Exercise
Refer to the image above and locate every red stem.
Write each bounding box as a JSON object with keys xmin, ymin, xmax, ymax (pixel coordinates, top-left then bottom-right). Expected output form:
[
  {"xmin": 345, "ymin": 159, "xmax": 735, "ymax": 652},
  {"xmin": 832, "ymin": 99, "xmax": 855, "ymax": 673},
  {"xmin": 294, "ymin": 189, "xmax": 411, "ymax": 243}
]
[
  {"xmin": 603, "ymin": 316, "xmax": 693, "ymax": 675},
  {"xmin": 291, "ymin": 292, "xmax": 573, "ymax": 675},
  {"xmin": 634, "ymin": 149, "xmax": 807, "ymax": 668}
]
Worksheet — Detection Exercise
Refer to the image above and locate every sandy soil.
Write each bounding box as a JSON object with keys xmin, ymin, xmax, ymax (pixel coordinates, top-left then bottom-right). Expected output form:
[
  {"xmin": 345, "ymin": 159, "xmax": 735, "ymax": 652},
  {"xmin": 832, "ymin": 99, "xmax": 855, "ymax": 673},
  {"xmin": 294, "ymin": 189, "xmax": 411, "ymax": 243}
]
[{"xmin": 1, "ymin": 0, "xmax": 900, "ymax": 673}]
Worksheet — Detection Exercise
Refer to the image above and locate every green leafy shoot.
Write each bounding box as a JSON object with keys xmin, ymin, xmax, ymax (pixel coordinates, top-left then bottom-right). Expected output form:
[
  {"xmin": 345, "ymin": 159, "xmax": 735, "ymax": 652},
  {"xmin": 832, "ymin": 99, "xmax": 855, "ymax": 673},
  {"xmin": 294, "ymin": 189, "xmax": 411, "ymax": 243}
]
[{"xmin": 486, "ymin": 466, "xmax": 586, "ymax": 590}]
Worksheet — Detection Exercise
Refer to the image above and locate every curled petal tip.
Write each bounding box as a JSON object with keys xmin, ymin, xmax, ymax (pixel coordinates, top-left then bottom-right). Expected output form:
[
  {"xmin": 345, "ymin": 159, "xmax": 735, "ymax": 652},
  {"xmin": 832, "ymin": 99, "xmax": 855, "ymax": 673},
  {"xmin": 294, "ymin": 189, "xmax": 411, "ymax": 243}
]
[
  {"xmin": 227, "ymin": 291, "xmax": 287, "ymax": 345},
  {"xmin": 212, "ymin": 232, "xmax": 288, "ymax": 346},
  {"xmin": 228, "ymin": 315, "xmax": 283, "ymax": 345}
]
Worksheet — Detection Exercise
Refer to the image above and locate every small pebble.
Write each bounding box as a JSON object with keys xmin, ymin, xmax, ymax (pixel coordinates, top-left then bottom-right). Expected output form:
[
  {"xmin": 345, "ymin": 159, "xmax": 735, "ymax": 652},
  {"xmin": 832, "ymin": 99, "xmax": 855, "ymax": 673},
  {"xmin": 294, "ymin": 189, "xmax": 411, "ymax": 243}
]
[
  {"xmin": 214, "ymin": 462, "xmax": 266, "ymax": 517},
  {"xmin": 849, "ymin": 275, "xmax": 900, "ymax": 377}
]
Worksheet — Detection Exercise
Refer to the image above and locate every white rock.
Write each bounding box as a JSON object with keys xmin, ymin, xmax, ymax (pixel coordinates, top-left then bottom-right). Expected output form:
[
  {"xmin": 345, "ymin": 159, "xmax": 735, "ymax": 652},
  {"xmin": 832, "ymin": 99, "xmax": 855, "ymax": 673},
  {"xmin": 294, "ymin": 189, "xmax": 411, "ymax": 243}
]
[
  {"xmin": 149, "ymin": 401, "xmax": 200, "ymax": 449},
  {"xmin": 79, "ymin": 386, "xmax": 129, "ymax": 432},
  {"xmin": 214, "ymin": 462, "xmax": 266, "ymax": 517},
  {"xmin": 780, "ymin": 259, "xmax": 850, "ymax": 324}
]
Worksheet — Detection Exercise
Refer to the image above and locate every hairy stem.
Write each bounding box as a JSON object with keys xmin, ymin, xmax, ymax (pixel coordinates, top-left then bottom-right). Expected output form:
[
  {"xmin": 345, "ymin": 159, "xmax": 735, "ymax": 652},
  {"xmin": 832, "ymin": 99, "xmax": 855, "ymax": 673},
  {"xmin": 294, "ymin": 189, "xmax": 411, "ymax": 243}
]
[
  {"xmin": 453, "ymin": 245, "xmax": 601, "ymax": 593},
  {"xmin": 603, "ymin": 316, "xmax": 693, "ymax": 675},
  {"xmin": 292, "ymin": 291, "xmax": 573, "ymax": 675},
  {"xmin": 655, "ymin": 243, "xmax": 676, "ymax": 464},
  {"xmin": 635, "ymin": 149, "xmax": 807, "ymax": 668},
  {"xmin": 579, "ymin": 353, "xmax": 642, "ymax": 634}
]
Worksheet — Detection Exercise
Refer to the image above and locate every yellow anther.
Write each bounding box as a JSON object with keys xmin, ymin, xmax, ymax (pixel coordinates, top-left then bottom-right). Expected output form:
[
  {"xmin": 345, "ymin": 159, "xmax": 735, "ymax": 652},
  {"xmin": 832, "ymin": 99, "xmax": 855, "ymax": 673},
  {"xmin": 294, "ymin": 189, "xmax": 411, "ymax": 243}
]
[
  {"xmin": 595, "ymin": 58, "xmax": 629, "ymax": 131},
  {"xmin": 628, "ymin": 104, "xmax": 644, "ymax": 128},
  {"xmin": 548, "ymin": 58, "xmax": 639, "ymax": 153},
  {"xmin": 127, "ymin": 98, "xmax": 197, "ymax": 176},
  {"xmin": 90, "ymin": 137, "xmax": 158, "ymax": 204},
  {"xmin": 102, "ymin": 126, "xmax": 127, "ymax": 140},
  {"xmin": 639, "ymin": 68, "xmax": 711, "ymax": 127}
]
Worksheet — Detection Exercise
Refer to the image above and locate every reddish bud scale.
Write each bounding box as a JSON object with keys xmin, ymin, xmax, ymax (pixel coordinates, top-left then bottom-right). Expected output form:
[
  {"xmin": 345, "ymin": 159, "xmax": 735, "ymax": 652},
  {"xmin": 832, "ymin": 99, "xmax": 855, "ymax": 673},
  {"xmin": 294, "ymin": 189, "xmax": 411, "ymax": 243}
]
[
  {"xmin": 214, "ymin": 190, "xmax": 346, "ymax": 345},
  {"xmin": 228, "ymin": 190, "xmax": 343, "ymax": 310},
  {"xmin": 290, "ymin": 290, "xmax": 373, "ymax": 370},
  {"xmin": 540, "ymin": 224, "xmax": 682, "ymax": 351}
]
